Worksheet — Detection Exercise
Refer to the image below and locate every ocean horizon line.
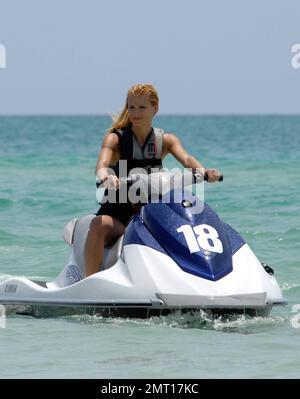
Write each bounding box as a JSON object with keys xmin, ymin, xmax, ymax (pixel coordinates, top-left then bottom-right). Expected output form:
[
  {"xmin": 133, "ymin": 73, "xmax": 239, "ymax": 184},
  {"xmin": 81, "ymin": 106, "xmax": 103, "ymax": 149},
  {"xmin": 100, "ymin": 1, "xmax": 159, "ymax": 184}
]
[{"xmin": 1, "ymin": 113, "xmax": 300, "ymax": 118}]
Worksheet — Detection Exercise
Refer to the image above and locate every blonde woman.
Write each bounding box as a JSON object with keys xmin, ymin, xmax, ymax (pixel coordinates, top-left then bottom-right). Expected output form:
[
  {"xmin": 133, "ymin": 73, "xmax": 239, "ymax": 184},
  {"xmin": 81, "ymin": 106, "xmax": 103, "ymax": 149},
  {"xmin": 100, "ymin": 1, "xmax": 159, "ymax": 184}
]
[{"xmin": 84, "ymin": 84, "xmax": 221, "ymax": 276}]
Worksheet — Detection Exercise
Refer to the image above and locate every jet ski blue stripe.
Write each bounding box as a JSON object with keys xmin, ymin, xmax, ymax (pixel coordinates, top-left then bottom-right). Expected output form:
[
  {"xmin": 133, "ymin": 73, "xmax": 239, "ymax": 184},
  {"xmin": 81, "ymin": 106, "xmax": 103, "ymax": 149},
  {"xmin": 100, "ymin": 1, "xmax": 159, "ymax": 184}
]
[
  {"xmin": 222, "ymin": 222, "xmax": 245, "ymax": 255},
  {"xmin": 124, "ymin": 190, "xmax": 246, "ymax": 281},
  {"xmin": 123, "ymin": 213, "xmax": 168, "ymax": 255}
]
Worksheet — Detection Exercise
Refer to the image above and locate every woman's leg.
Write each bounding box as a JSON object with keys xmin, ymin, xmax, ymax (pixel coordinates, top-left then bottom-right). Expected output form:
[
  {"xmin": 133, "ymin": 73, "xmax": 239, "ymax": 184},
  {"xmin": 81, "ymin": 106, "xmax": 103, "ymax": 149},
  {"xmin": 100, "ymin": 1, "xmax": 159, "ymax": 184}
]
[{"xmin": 84, "ymin": 215, "xmax": 125, "ymax": 277}]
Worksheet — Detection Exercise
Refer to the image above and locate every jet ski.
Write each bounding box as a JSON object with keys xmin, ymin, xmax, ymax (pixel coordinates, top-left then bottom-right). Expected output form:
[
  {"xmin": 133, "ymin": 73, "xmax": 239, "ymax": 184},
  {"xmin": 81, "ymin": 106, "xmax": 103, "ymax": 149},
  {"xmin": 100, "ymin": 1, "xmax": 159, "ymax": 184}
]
[{"xmin": 0, "ymin": 170, "xmax": 286, "ymax": 318}]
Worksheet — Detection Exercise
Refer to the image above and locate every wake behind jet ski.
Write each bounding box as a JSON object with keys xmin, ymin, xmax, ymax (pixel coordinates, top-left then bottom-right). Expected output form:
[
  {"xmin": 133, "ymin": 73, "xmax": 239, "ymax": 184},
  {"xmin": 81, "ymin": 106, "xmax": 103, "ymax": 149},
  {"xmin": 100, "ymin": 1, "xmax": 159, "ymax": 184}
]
[{"xmin": 0, "ymin": 170, "xmax": 286, "ymax": 318}]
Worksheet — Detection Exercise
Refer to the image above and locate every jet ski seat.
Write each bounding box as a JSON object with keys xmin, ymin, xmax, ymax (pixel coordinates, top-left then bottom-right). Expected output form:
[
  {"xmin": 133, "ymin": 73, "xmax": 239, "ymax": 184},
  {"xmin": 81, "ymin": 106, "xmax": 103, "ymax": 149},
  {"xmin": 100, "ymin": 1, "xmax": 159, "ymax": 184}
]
[{"xmin": 63, "ymin": 214, "xmax": 124, "ymax": 275}]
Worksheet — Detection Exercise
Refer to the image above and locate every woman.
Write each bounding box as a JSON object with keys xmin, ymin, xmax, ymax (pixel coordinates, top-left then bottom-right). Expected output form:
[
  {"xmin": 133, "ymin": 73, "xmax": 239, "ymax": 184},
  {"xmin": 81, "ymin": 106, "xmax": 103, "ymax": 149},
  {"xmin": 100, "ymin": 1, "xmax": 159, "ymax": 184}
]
[{"xmin": 84, "ymin": 83, "xmax": 221, "ymax": 276}]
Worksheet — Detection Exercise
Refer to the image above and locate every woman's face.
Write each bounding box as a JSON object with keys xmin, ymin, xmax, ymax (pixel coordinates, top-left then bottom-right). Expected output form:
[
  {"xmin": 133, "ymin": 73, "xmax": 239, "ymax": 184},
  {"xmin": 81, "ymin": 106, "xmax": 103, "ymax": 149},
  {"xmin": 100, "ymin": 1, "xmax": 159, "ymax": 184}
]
[{"xmin": 127, "ymin": 94, "xmax": 157, "ymax": 128}]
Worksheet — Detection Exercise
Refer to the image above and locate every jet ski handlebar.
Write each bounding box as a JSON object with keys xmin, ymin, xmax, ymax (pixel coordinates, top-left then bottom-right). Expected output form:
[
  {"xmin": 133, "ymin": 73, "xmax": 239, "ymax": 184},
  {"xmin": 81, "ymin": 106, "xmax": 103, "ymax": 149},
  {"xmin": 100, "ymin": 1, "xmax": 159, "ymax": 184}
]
[
  {"xmin": 96, "ymin": 171, "xmax": 223, "ymax": 188},
  {"xmin": 96, "ymin": 176, "xmax": 136, "ymax": 188}
]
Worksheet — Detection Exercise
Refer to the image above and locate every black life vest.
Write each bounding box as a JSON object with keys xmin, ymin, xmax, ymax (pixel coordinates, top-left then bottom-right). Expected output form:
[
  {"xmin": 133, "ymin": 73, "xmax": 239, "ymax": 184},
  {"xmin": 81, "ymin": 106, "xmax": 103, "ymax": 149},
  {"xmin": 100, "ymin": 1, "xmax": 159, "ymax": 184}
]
[{"xmin": 111, "ymin": 127, "xmax": 164, "ymax": 177}]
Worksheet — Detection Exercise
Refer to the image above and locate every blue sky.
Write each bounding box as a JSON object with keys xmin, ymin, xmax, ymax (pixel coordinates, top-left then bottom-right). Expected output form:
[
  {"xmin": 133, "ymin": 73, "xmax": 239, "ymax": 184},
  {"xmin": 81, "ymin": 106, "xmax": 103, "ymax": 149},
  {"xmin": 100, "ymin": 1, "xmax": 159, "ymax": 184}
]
[{"xmin": 0, "ymin": 0, "xmax": 299, "ymax": 115}]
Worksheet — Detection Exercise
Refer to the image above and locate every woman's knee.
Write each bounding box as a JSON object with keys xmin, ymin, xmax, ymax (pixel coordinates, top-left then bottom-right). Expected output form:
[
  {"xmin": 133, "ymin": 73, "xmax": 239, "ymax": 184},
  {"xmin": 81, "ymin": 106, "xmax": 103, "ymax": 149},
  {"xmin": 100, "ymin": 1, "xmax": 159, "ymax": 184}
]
[{"xmin": 88, "ymin": 217, "xmax": 127, "ymax": 249}]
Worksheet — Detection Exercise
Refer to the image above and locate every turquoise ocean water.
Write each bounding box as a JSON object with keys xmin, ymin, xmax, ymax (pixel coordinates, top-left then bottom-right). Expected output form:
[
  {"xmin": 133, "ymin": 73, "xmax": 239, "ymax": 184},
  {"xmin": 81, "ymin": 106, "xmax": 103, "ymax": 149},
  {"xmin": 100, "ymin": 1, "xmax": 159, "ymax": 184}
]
[{"xmin": 0, "ymin": 115, "xmax": 299, "ymax": 378}]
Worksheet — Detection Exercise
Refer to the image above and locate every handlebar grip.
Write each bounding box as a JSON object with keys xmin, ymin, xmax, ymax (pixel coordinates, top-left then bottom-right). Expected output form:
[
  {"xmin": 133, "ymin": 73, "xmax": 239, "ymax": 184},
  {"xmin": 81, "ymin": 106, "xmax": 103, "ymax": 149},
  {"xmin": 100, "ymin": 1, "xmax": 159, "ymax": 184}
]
[
  {"xmin": 96, "ymin": 179, "xmax": 104, "ymax": 188},
  {"xmin": 96, "ymin": 176, "xmax": 134, "ymax": 188},
  {"xmin": 204, "ymin": 173, "xmax": 223, "ymax": 182}
]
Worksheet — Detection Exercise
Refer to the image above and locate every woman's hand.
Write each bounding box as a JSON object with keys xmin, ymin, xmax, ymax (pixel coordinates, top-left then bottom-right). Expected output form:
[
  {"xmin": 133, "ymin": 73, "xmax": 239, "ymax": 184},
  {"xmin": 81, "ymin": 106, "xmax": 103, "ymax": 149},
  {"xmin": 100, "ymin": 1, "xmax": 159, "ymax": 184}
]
[
  {"xmin": 97, "ymin": 171, "xmax": 120, "ymax": 190},
  {"xmin": 205, "ymin": 168, "xmax": 222, "ymax": 183},
  {"xmin": 105, "ymin": 175, "xmax": 120, "ymax": 190}
]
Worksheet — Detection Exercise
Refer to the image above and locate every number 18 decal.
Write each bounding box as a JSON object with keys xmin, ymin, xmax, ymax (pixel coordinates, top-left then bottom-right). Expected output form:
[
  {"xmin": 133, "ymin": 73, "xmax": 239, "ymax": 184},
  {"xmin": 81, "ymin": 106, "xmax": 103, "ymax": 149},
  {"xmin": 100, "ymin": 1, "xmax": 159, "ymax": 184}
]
[{"xmin": 176, "ymin": 224, "xmax": 223, "ymax": 254}]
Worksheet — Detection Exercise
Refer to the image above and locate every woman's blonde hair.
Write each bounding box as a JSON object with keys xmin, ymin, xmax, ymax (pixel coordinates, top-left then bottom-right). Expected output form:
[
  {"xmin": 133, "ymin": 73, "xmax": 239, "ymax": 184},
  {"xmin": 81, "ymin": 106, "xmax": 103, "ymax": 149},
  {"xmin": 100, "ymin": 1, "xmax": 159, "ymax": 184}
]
[{"xmin": 109, "ymin": 84, "xmax": 159, "ymax": 132}]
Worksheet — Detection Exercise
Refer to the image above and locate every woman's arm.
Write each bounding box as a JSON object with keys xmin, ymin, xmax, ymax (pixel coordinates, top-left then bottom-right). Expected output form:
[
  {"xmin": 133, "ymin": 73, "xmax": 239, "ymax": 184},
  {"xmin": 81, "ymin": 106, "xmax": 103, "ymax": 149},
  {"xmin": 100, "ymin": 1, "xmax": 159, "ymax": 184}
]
[
  {"xmin": 95, "ymin": 133, "xmax": 120, "ymax": 187},
  {"xmin": 163, "ymin": 133, "xmax": 221, "ymax": 182}
]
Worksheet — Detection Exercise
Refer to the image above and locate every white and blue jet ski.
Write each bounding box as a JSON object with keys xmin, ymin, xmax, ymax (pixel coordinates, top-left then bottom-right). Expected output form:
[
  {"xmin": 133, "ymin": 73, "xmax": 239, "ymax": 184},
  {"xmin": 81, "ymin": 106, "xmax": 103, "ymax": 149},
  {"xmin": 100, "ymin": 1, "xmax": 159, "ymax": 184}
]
[{"xmin": 0, "ymin": 170, "xmax": 286, "ymax": 318}]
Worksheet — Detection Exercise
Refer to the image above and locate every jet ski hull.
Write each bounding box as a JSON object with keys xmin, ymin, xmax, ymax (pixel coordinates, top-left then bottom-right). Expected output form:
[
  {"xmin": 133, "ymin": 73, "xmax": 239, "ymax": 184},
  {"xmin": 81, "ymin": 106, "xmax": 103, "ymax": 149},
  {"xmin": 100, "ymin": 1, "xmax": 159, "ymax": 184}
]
[
  {"xmin": 3, "ymin": 301, "xmax": 274, "ymax": 319},
  {"xmin": 0, "ymin": 241, "xmax": 286, "ymax": 319}
]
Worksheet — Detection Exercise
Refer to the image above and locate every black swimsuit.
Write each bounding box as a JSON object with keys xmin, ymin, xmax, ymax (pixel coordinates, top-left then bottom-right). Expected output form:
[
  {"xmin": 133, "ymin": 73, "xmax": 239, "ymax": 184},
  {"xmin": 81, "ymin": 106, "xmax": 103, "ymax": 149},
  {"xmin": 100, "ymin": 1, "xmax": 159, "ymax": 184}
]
[
  {"xmin": 96, "ymin": 195, "xmax": 138, "ymax": 226},
  {"xmin": 95, "ymin": 127, "xmax": 163, "ymax": 226}
]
